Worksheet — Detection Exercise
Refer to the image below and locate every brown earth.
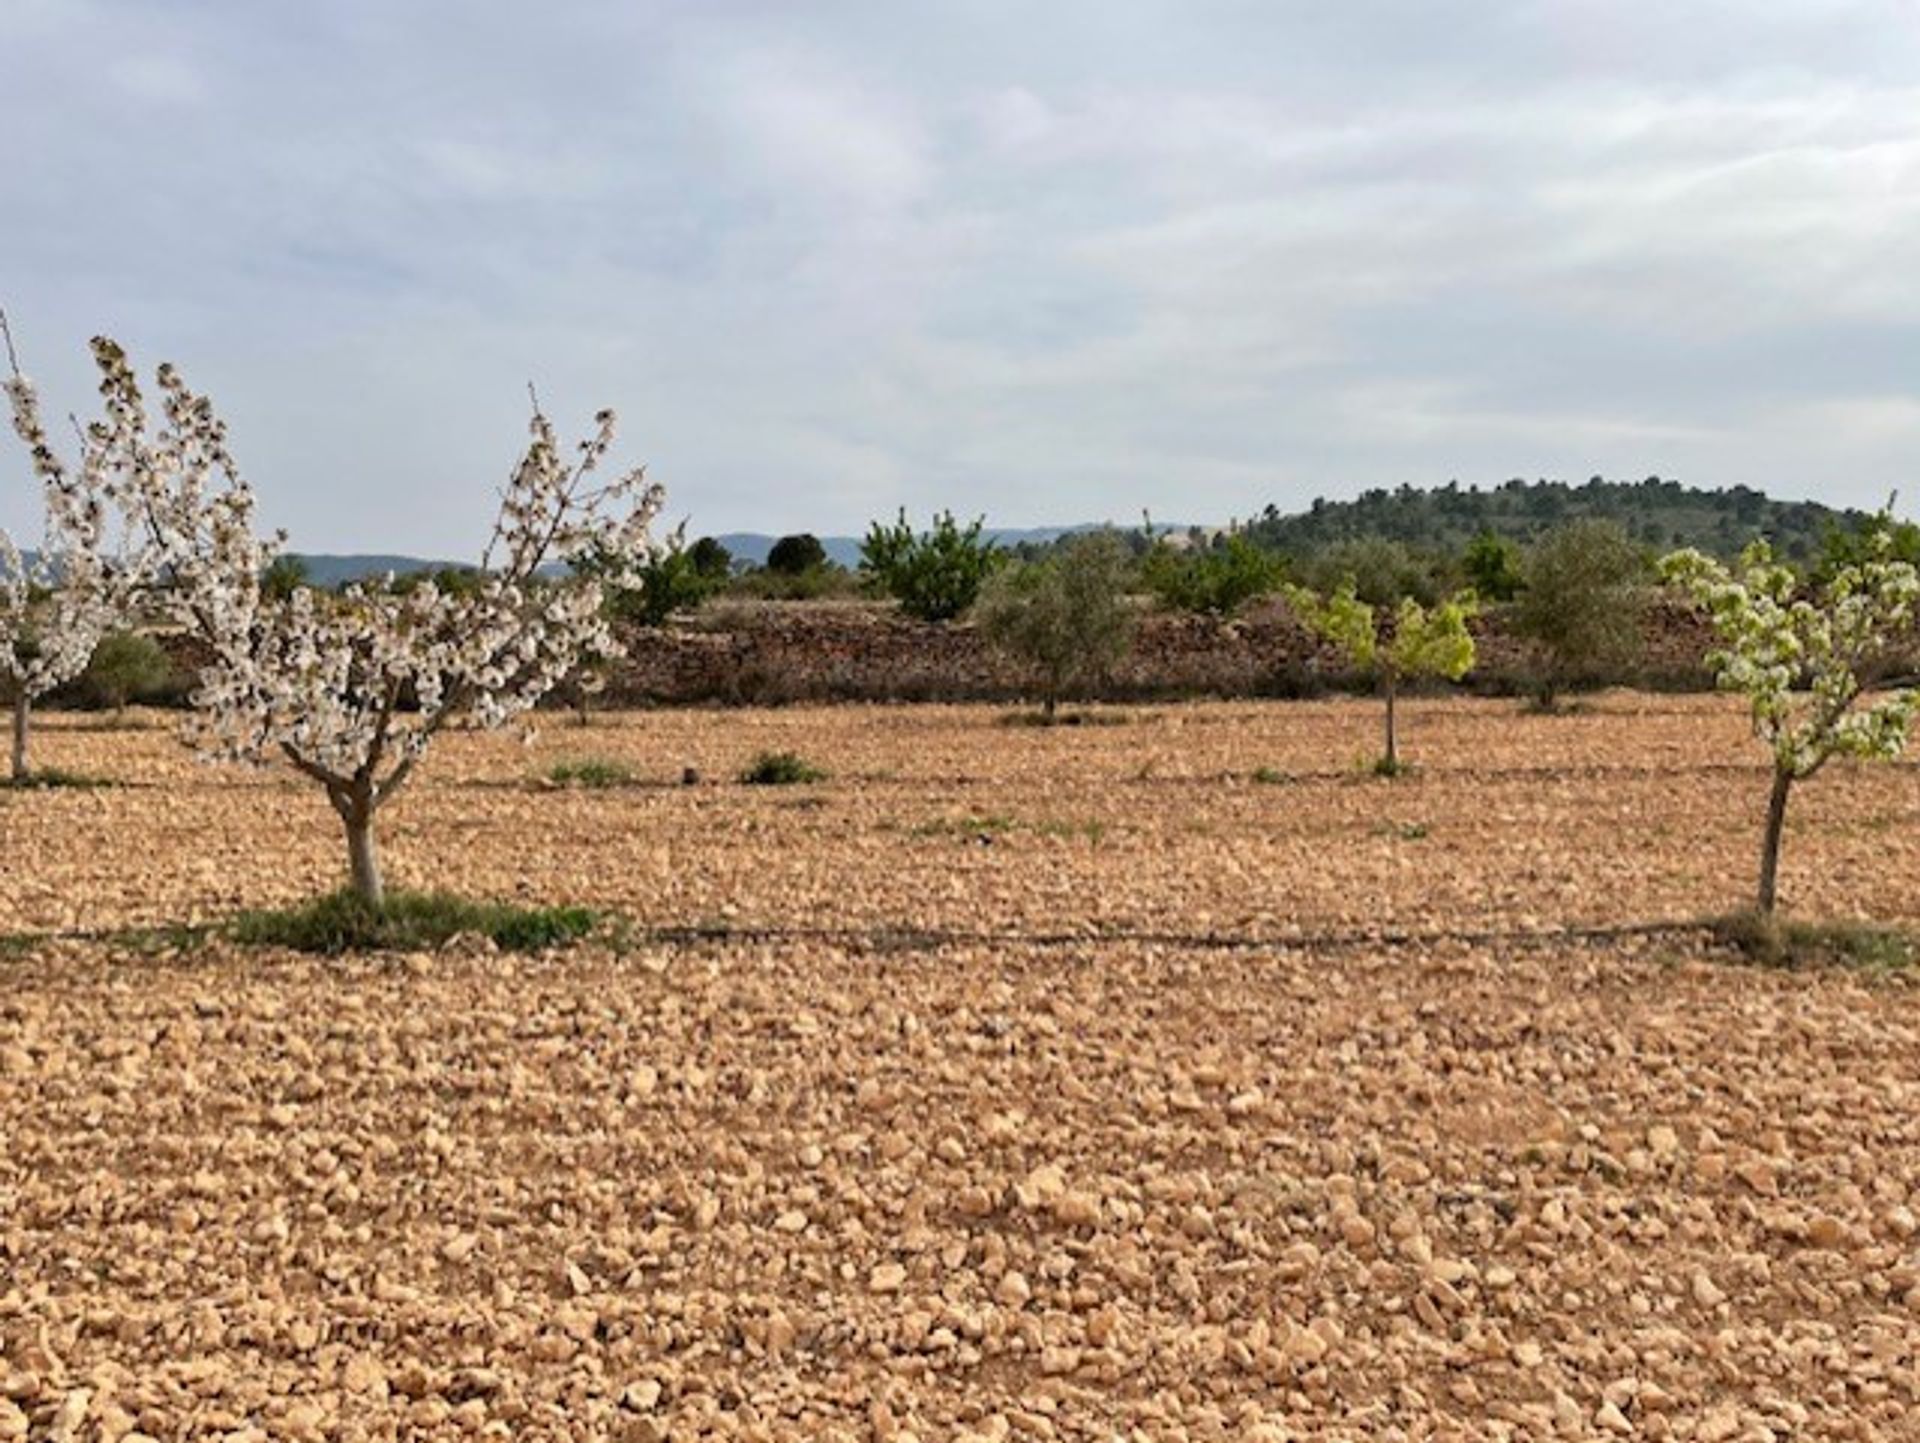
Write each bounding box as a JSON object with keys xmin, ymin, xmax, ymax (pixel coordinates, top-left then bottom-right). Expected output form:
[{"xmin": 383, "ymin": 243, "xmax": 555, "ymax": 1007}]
[{"xmin": 5, "ymin": 697, "xmax": 1920, "ymax": 1441}]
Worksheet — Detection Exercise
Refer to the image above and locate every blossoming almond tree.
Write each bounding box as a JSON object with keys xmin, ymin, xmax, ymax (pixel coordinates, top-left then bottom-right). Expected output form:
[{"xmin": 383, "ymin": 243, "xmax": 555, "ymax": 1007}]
[
  {"xmin": 1285, "ymin": 583, "xmax": 1479, "ymax": 774},
  {"xmin": 74, "ymin": 334, "xmax": 663, "ymax": 906},
  {"xmin": 2, "ymin": 314, "xmax": 127, "ymax": 781},
  {"xmin": 1661, "ymin": 538, "xmax": 1920, "ymax": 916}
]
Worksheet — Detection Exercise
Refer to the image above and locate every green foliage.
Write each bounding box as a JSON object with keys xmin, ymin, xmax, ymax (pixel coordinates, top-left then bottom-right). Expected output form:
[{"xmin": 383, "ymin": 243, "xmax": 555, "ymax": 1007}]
[
  {"xmin": 1287, "ymin": 580, "xmax": 1478, "ymax": 683},
  {"xmin": 740, "ymin": 750, "xmax": 826, "ymax": 785},
  {"xmin": 766, "ymin": 533, "xmax": 829, "ymax": 576},
  {"xmin": 384, "ymin": 565, "xmax": 485, "ymax": 599},
  {"xmin": 1246, "ymin": 476, "xmax": 1857, "ymax": 563},
  {"xmin": 262, "ymin": 555, "xmax": 310, "ymax": 601},
  {"xmin": 1141, "ymin": 532, "xmax": 1284, "ymax": 615},
  {"xmin": 860, "ymin": 510, "xmax": 1003, "ymax": 622},
  {"xmin": 1295, "ymin": 537, "xmax": 1447, "ymax": 608},
  {"xmin": 545, "ymin": 757, "xmax": 637, "ymax": 788},
  {"xmin": 1815, "ymin": 509, "xmax": 1920, "ymax": 587},
  {"xmin": 1462, "ymin": 529, "xmax": 1524, "ymax": 602},
  {"xmin": 974, "ymin": 531, "xmax": 1136, "ymax": 714},
  {"xmin": 229, "ymin": 889, "xmax": 598, "ymax": 955},
  {"xmin": 687, "ymin": 536, "xmax": 734, "ymax": 580},
  {"xmin": 78, "ymin": 630, "xmax": 174, "ymax": 711},
  {"xmin": 1511, "ymin": 520, "xmax": 1647, "ymax": 705},
  {"xmin": 4, "ymin": 766, "xmax": 115, "ymax": 790}
]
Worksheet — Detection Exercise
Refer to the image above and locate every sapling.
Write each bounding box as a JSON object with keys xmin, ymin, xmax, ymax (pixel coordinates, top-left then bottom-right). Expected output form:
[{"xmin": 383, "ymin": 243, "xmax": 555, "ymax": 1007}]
[
  {"xmin": 1286, "ymin": 582, "xmax": 1478, "ymax": 773},
  {"xmin": 73, "ymin": 334, "xmax": 662, "ymax": 906},
  {"xmin": 1661, "ymin": 538, "xmax": 1920, "ymax": 915},
  {"xmin": 2, "ymin": 313, "xmax": 130, "ymax": 779}
]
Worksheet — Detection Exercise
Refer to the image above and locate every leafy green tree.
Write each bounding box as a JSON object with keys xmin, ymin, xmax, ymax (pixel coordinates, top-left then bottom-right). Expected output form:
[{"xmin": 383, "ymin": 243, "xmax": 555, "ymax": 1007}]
[
  {"xmin": 687, "ymin": 535, "xmax": 733, "ymax": 581},
  {"xmin": 262, "ymin": 555, "xmax": 311, "ymax": 601},
  {"xmin": 1511, "ymin": 520, "xmax": 1646, "ymax": 709},
  {"xmin": 860, "ymin": 509, "xmax": 1002, "ymax": 622},
  {"xmin": 80, "ymin": 630, "xmax": 172, "ymax": 714},
  {"xmin": 974, "ymin": 531, "xmax": 1135, "ymax": 720},
  {"xmin": 1462, "ymin": 529, "xmax": 1523, "ymax": 602},
  {"xmin": 1296, "ymin": 537, "xmax": 1446, "ymax": 608},
  {"xmin": 1815, "ymin": 508, "xmax": 1920, "ymax": 587},
  {"xmin": 1661, "ymin": 537, "xmax": 1920, "ymax": 915},
  {"xmin": 1141, "ymin": 532, "xmax": 1284, "ymax": 615},
  {"xmin": 766, "ymin": 533, "xmax": 828, "ymax": 576},
  {"xmin": 1286, "ymin": 582, "xmax": 1479, "ymax": 773}
]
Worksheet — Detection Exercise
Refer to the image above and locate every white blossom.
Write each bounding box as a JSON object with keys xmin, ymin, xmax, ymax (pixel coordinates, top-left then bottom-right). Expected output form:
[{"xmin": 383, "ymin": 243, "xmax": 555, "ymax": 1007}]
[
  {"xmin": 74, "ymin": 333, "xmax": 662, "ymax": 900},
  {"xmin": 1660, "ymin": 538, "xmax": 1920, "ymax": 778}
]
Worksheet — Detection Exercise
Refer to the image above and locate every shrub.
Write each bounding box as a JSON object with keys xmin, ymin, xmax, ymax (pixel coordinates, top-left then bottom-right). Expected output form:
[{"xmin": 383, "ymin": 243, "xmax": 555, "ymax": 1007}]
[
  {"xmin": 766, "ymin": 533, "xmax": 828, "ymax": 576},
  {"xmin": 1142, "ymin": 532, "xmax": 1283, "ymax": 616},
  {"xmin": 740, "ymin": 750, "xmax": 826, "ymax": 785},
  {"xmin": 861, "ymin": 510, "xmax": 1002, "ymax": 622},
  {"xmin": 78, "ymin": 630, "xmax": 173, "ymax": 713},
  {"xmin": 974, "ymin": 531, "xmax": 1135, "ymax": 719},
  {"xmin": 1513, "ymin": 520, "xmax": 1646, "ymax": 708},
  {"xmin": 687, "ymin": 535, "xmax": 733, "ymax": 580},
  {"xmin": 546, "ymin": 757, "xmax": 637, "ymax": 788},
  {"xmin": 231, "ymin": 889, "xmax": 598, "ymax": 955},
  {"xmin": 605, "ymin": 529, "xmax": 726, "ymax": 628},
  {"xmin": 1461, "ymin": 530, "xmax": 1524, "ymax": 602},
  {"xmin": 1295, "ymin": 537, "xmax": 1447, "ymax": 608}
]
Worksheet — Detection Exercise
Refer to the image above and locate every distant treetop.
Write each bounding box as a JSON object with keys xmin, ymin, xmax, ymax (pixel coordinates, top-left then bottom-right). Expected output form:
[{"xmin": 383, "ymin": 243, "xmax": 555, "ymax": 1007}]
[{"xmin": 1244, "ymin": 477, "xmax": 1868, "ymax": 563}]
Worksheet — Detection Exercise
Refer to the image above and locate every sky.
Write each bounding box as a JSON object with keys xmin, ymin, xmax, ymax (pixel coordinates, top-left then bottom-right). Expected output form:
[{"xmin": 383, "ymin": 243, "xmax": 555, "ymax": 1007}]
[{"xmin": 3, "ymin": 0, "xmax": 1918, "ymax": 556}]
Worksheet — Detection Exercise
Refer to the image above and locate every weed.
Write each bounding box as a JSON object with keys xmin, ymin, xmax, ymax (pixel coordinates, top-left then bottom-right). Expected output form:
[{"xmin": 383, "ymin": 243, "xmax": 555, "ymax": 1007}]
[
  {"xmin": 545, "ymin": 758, "xmax": 638, "ymax": 788},
  {"xmin": 740, "ymin": 751, "xmax": 826, "ymax": 786},
  {"xmin": 230, "ymin": 890, "xmax": 598, "ymax": 956}
]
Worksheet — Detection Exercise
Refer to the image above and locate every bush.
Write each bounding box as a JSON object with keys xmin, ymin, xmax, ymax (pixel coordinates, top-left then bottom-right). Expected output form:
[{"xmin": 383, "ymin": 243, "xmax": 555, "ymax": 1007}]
[
  {"xmin": 230, "ymin": 889, "xmax": 598, "ymax": 955},
  {"xmin": 545, "ymin": 758, "xmax": 637, "ymax": 788},
  {"xmin": 77, "ymin": 630, "xmax": 174, "ymax": 712},
  {"xmin": 974, "ymin": 531, "xmax": 1136, "ymax": 718},
  {"xmin": 767, "ymin": 533, "xmax": 829, "ymax": 576},
  {"xmin": 1141, "ymin": 532, "xmax": 1284, "ymax": 615},
  {"xmin": 740, "ymin": 750, "xmax": 826, "ymax": 785},
  {"xmin": 860, "ymin": 510, "xmax": 1002, "ymax": 622},
  {"xmin": 1514, "ymin": 520, "xmax": 1646, "ymax": 708},
  {"xmin": 727, "ymin": 561, "xmax": 859, "ymax": 601},
  {"xmin": 1295, "ymin": 537, "xmax": 1447, "ymax": 608},
  {"xmin": 687, "ymin": 536, "xmax": 734, "ymax": 580},
  {"xmin": 1462, "ymin": 530, "xmax": 1524, "ymax": 602}
]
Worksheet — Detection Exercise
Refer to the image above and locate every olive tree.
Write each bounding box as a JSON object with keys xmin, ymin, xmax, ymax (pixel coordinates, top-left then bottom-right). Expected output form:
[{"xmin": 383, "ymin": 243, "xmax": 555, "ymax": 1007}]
[
  {"xmin": 1286, "ymin": 582, "xmax": 1479, "ymax": 773},
  {"xmin": 2, "ymin": 315, "xmax": 127, "ymax": 779},
  {"xmin": 974, "ymin": 531, "xmax": 1135, "ymax": 719},
  {"xmin": 1661, "ymin": 538, "xmax": 1920, "ymax": 915},
  {"xmin": 78, "ymin": 334, "xmax": 662, "ymax": 906},
  {"xmin": 1512, "ymin": 519, "xmax": 1646, "ymax": 710}
]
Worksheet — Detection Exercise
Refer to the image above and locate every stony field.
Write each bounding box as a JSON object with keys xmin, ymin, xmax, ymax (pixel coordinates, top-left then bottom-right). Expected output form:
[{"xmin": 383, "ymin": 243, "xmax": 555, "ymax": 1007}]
[{"xmin": 5, "ymin": 695, "xmax": 1920, "ymax": 1441}]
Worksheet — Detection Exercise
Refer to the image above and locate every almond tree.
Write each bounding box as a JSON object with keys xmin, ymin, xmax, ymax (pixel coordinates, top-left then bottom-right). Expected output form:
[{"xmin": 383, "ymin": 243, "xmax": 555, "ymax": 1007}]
[
  {"xmin": 1661, "ymin": 538, "xmax": 1920, "ymax": 915},
  {"xmin": 75, "ymin": 334, "xmax": 663, "ymax": 906},
  {"xmin": 2, "ymin": 314, "xmax": 126, "ymax": 780},
  {"xmin": 1286, "ymin": 583, "xmax": 1479, "ymax": 773}
]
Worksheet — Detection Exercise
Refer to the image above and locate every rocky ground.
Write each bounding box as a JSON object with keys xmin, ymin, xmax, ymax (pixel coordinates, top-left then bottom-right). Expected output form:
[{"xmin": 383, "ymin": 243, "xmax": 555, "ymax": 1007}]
[{"xmin": 4, "ymin": 697, "xmax": 1920, "ymax": 1440}]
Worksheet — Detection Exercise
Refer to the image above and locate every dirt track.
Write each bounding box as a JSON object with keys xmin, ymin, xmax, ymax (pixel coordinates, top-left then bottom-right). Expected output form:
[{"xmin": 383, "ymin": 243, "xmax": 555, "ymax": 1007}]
[{"xmin": 5, "ymin": 697, "xmax": 1920, "ymax": 1440}]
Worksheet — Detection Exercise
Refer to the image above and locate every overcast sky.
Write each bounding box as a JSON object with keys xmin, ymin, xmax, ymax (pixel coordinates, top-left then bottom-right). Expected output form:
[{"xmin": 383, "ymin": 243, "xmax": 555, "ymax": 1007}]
[{"xmin": 4, "ymin": 0, "xmax": 1917, "ymax": 555}]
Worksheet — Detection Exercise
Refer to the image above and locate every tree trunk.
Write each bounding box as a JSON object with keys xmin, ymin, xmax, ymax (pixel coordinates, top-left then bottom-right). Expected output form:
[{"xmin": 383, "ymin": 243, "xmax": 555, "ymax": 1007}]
[
  {"xmin": 1043, "ymin": 691, "xmax": 1057, "ymax": 723},
  {"xmin": 10, "ymin": 691, "xmax": 27, "ymax": 782},
  {"xmin": 1757, "ymin": 766, "xmax": 1793, "ymax": 916},
  {"xmin": 1383, "ymin": 676, "xmax": 1398, "ymax": 772},
  {"xmin": 333, "ymin": 785, "xmax": 385, "ymax": 908}
]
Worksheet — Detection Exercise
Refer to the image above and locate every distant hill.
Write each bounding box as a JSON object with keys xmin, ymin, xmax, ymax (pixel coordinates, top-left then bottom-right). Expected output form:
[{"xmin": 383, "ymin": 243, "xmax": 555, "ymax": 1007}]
[
  {"xmin": 1244, "ymin": 477, "xmax": 1869, "ymax": 561},
  {"xmin": 287, "ymin": 553, "xmax": 464, "ymax": 586}
]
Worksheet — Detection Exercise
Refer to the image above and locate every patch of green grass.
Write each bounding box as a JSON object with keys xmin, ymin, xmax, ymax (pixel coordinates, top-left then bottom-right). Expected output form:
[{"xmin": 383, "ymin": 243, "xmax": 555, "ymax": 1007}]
[
  {"xmin": 1712, "ymin": 912, "xmax": 1918, "ymax": 972},
  {"xmin": 1370, "ymin": 755, "xmax": 1412, "ymax": 779},
  {"xmin": 545, "ymin": 757, "xmax": 638, "ymax": 788},
  {"xmin": 230, "ymin": 889, "xmax": 598, "ymax": 956},
  {"xmin": 5, "ymin": 767, "xmax": 117, "ymax": 790},
  {"xmin": 1251, "ymin": 766, "xmax": 1294, "ymax": 785},
  {"xmin": 740, "ymin": 751, "xmax": 827, "ymax": 786}
]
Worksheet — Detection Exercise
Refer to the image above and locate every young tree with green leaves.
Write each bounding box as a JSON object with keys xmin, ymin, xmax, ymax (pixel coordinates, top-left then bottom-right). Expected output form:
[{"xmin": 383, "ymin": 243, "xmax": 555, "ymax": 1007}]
[
  {"xmin": 861, "ymin": 509, "xmax": 1001, "ymax": 622},
  {"xmin": 1286, "ymin": 583, "xmax": 1479, "ymax": 773},
  {"xmin": 82, "ymin": 630, "xmax": 172, "ymax": 715},
  {"xmin": 1140, "ymin": 531, "xmax": 1284, "ymax": 616},
  {"xmin": 974, "ymin": 531, "xmax": 1135, "ymax": 720},
  {"xmin": 1661, "ymin": 538, "xmax": 1920, "ymax": 916}
]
